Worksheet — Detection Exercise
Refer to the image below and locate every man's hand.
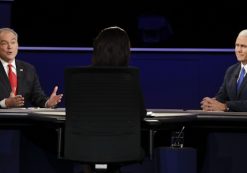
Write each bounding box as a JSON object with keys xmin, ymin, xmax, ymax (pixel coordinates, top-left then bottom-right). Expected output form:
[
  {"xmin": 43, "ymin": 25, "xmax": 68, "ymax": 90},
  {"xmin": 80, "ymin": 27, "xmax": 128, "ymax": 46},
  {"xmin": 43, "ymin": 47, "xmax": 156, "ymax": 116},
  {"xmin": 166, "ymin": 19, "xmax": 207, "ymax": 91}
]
[
  {"xmin": 46, "ymin": 86, "xmax": 63, "ymax": 108},
  {"xmin": 200, "ymin": 97, "xmax": 226, "ymax": 112},
  {"xmin": 5, "ymin": 92, "xmax": 25, "ymax": 108}
]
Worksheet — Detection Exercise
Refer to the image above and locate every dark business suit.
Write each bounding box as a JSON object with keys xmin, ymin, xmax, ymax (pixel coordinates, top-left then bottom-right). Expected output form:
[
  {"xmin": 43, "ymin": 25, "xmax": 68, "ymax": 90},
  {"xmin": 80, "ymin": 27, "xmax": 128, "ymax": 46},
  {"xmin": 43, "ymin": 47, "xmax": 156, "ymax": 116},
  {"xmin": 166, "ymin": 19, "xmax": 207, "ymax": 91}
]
[
  {"xmin": 0, "ymin": 59, "xmax": 48, "ymax": 108},
  {"xmin": 200, "ymin": 63, "xmax": 247, "ymax": 173},
  {"xmin": 215, "ymin": 62, "xmax": 247, "ymax": 111},
  {"xmin": 0, "ymin": 59, "xmax": 73, "ymax": 172}
]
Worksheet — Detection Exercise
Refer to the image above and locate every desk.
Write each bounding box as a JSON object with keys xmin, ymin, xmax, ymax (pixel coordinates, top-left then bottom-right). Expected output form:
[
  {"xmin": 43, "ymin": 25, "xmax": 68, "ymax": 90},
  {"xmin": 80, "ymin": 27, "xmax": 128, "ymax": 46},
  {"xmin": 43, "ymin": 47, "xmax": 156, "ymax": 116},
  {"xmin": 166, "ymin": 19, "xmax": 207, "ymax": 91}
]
[
  {"xmin": 2, "ymin": 108, "xmax": 247, "ymax": 173},
  {"xmin": 4, "ymin": 108, "xmax": 247, "ymax": 160},
  {"xmin": 0, "ymin": 108, "xmax": 70, "ymax": 173},
  {"xmin": 0, "ymin": 108, "xmax": 65, "ymax": 125},
  {"xmin": 145, "ymin": 109, "xmax": 247, "ymax": 129},
  {"xmin": 2, "ymin": 108, "xmax": 247, "ymax": 150},
  {"xmin": 145, "ymin": 109, "xmax": 247, "ymax": 173},
  {"xmin": 3, "ymin": 108, "xmax": 247, "ymax": 128}
]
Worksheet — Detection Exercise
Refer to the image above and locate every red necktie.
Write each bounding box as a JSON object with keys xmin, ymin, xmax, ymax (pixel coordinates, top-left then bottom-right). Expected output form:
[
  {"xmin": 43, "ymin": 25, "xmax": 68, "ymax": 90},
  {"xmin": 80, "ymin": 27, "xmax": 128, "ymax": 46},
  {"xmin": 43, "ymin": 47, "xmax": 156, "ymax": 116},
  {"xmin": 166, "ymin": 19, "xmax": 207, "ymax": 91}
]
[{"xmin": 8, "ymin": 64, "xmax": 17, "ymax": 95}]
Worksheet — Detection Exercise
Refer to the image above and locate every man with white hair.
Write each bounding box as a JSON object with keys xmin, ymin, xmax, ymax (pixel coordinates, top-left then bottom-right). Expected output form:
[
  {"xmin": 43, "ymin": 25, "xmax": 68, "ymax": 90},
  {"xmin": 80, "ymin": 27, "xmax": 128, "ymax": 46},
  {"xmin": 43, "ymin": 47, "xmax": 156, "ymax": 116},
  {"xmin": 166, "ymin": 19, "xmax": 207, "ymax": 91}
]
[
  {"xmin": 0, "ymin": 27, "xmax": 63, "ymax": 108},
  {"xmin": 201, "ymin": 29, "xmax": 247, "ymax": 112}
]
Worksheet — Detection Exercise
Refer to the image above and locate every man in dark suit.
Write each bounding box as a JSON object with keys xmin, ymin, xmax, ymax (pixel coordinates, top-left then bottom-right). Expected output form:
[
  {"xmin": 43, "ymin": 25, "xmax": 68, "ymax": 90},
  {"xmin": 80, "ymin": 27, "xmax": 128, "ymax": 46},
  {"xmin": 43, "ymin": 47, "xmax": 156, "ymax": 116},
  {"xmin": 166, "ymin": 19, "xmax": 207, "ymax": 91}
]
[
  {"xmin": 0, "ymin": 28, "xmax": 72, "ymax": 173},
  {"xmin": 198, "ymin": 29, "xmax": 247, "ymax": 173},
  {"xmin": 0, "ymin": 27, "xmax": 62, "ymax": 108},
  {"xmin": 201, "ymin": 29, "xmax": 247, "ymax": 112}
]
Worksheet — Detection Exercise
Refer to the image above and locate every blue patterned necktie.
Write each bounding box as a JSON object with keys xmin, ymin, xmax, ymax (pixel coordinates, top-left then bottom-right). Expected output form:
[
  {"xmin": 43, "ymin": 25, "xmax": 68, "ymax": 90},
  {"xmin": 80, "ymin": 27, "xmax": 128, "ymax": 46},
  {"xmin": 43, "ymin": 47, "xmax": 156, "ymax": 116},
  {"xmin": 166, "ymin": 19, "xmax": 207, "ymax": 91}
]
[{"xmin": 237, "ymin": 67, "xmax": 245, "ymax": 91}]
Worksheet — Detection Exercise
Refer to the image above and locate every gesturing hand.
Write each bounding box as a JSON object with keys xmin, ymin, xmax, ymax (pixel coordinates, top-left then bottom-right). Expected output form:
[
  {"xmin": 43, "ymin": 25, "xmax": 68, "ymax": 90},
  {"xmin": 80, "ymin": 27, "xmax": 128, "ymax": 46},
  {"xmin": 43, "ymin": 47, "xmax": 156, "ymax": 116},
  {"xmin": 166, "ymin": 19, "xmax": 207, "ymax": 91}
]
[{"xmin": 46, "ymin": 86, "xmax": 63, "ymax": 108}]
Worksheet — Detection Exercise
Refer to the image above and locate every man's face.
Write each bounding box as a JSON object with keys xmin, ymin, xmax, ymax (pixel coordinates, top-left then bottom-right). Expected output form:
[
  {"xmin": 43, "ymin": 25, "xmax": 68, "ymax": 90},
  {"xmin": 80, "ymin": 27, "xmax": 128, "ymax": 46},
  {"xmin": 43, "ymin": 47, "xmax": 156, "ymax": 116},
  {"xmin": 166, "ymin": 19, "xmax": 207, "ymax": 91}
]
[
  {"xmin": 0, "ymin": 31, "xmax": 18, "ymax": 63},
  {"xmin": 235, "ymin": 35, "xmax": 247, "ymax": 65}
]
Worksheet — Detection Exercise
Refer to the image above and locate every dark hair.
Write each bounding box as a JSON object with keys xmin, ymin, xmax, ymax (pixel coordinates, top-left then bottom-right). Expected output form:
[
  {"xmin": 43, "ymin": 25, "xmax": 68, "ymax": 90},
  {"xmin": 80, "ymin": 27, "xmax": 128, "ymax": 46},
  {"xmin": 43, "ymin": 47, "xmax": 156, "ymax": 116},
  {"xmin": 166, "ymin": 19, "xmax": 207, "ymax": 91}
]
[{"xmin": 92, "ymin": 26, "xmax": 130, "ymax": 66}]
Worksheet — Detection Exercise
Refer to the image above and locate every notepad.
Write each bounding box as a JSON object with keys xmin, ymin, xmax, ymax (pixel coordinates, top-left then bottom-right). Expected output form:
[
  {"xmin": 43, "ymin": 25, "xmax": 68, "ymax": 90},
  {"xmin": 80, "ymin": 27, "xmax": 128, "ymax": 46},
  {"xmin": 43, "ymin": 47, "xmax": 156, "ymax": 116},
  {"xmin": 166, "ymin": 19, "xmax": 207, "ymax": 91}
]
[
  {"xmin": 30, "ymin": 111, "xmax": 65, "ymax": 116},
  {"xmin": 148, "ymin": 112, "xmax": 195, "ymax": 117}
]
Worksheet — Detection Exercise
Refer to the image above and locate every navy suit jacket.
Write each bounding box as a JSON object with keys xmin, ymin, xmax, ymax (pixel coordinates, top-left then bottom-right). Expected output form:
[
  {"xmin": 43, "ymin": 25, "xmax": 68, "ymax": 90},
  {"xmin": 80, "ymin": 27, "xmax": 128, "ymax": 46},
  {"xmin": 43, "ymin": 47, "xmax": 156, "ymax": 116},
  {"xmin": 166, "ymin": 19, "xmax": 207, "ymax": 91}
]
[
  {"xmin": 215, "ymin": 62, "xmax": 247, "ymax": 111},
  {"xmin": 0, "ymin": 60, "xmax": 48, "ymax": 108}
]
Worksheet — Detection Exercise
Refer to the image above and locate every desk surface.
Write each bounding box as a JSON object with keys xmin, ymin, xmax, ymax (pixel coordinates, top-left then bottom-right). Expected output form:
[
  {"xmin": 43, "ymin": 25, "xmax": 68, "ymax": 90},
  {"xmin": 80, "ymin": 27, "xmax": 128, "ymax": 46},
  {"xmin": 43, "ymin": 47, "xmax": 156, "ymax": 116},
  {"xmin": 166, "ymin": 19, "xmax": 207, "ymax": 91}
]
[
  {"xmin": 147, "ymin": 109, "xmax": 247, "ymax": 119},
  {"xmin": 1, "ymin": 108, "xmax": 247, "ymax": 128},
  {"xmin": 0, "ymin": 108, "xmax": 65, "ymax": 126},
  {"xmin": 145, "ymin": 109, "xmax": 247, "ymax": 130}
]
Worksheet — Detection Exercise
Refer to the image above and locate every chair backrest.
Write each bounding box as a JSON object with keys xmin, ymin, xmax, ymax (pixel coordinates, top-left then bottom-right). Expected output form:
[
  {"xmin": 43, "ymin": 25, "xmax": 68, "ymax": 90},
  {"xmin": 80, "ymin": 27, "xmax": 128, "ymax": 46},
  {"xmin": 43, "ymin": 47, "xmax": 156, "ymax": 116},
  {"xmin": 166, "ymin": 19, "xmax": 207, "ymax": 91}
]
[{"xmin": 63, "ymin": 66, "xmax": 144, "ymax": 164}]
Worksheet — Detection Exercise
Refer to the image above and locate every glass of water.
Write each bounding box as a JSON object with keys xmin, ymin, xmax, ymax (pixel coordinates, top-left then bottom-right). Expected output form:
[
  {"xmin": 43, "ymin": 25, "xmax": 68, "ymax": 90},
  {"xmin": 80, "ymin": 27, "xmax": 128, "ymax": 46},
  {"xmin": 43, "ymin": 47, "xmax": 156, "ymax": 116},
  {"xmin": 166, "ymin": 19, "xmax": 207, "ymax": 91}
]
[{"xmin": 171, "ymin": 131, "xmax": 184, "ymax": 148}]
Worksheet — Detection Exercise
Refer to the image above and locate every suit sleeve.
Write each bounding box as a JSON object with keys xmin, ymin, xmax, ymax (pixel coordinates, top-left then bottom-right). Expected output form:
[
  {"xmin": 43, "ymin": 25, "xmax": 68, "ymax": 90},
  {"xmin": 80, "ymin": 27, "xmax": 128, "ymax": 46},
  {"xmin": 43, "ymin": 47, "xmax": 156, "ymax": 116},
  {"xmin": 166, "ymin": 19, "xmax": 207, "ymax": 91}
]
[
  {"xmin": 215, "ymin": 68, "xmax": 230, "ymax": 103},
  {"xmin": 215, "ymin": 64, "xmax": 247, "ymax": 112},
  {"xmin": 29, "ymin": 69, "xmax": 48, "ymax": 107}
]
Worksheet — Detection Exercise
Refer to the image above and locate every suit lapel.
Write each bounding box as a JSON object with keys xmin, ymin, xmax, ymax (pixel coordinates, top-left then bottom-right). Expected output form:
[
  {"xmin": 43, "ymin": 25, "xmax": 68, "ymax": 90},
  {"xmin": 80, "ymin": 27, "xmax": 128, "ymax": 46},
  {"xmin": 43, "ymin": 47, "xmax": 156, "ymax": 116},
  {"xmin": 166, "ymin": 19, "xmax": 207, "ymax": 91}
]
[
  {"xmin": 228, "ymin": 65, "xmax": 240, "ymax": 98},
  {"xmin": 0, "ymin": 62, "xmax": 12, "ymax": 96},
  {"xmin": 238, "ymin": 73, "xmax": 247, "ymax": 97},
  {"xmin": 16, "ymin": 60, "xmax": 25, "ymax": 95}
]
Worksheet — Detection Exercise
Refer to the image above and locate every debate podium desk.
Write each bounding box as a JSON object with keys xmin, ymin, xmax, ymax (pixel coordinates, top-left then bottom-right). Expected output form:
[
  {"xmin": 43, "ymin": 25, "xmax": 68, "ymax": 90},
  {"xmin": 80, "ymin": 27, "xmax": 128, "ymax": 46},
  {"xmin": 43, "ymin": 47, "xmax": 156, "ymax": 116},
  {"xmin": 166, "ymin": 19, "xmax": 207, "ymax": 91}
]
[
  {"xmin": 145, "ymin": 109, "xmax": 247, "ymax": 173},
  {"xmin": 0, "ymin": 108, "xmax": 68, "ymax": 173},
  {"xmin": 1, "ymin": 108, "xmax": 247, "ymax": 173}
]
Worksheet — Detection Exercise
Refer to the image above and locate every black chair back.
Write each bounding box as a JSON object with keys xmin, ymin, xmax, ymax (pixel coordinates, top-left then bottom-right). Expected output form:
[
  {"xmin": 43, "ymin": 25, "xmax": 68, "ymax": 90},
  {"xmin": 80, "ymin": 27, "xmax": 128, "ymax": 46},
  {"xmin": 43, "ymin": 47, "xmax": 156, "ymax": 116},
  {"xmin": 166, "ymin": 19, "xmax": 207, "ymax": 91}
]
[{"xmin": 64, "ymin": 67, "xmax": 144, "ymax": 164}]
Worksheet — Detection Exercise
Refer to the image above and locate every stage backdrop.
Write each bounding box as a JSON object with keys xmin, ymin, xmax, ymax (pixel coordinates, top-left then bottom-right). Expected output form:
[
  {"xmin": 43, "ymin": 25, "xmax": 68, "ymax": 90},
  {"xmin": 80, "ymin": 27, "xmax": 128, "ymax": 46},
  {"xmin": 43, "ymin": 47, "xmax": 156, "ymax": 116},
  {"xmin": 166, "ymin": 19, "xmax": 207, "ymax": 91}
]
[{"xmin": 17, "ymin": 47, "xmax": 237, "ymax": 110}]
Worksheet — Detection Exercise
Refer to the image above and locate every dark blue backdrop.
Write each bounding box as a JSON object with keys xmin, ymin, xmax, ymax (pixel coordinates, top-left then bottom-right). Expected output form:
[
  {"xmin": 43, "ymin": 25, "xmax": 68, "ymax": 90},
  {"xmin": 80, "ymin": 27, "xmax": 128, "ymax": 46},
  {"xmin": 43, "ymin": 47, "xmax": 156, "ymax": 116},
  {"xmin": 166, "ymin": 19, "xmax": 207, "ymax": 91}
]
[{"xmin": 17, "ymin": 47, "xmax": 237, "ymax": 110}]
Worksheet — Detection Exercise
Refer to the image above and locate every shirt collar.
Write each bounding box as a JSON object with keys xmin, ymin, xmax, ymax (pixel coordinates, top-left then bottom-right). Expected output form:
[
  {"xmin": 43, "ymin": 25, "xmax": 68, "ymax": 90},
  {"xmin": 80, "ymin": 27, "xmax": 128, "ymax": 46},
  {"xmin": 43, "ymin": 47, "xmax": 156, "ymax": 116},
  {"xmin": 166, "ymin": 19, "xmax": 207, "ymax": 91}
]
[{"xmin": 0, "ymin": 58, "xmax": 16, "ymax": 69}]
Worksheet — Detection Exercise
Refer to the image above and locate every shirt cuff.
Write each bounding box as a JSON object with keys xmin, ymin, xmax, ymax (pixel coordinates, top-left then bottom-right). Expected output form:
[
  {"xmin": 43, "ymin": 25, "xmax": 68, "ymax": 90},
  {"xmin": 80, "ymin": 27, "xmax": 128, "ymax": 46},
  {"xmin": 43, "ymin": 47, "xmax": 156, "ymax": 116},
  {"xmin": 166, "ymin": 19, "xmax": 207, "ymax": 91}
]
[
  {"xmin": 0, "ymin": 99, "xmax": 7, "ymax": 108},
  {"xmin": 45, "ymin": 100, "xmax": 49, "ymax": 108},
  {"xmin": 225, "ymin": 103, "xmax": 230, "ymax": 112}
]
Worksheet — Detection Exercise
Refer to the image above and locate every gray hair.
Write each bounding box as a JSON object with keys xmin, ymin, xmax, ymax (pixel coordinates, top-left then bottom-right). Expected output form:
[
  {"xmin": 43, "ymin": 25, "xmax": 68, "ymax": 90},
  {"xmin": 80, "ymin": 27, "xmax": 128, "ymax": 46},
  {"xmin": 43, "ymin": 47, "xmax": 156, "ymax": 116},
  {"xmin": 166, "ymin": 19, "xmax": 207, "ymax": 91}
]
[
  {"xmin": 0, "ymin": 27, "xmax": 18, "ymax": 39},
  {"xmin": 238, "ymin": 29, "xmax": 247, "ymax": 37}
]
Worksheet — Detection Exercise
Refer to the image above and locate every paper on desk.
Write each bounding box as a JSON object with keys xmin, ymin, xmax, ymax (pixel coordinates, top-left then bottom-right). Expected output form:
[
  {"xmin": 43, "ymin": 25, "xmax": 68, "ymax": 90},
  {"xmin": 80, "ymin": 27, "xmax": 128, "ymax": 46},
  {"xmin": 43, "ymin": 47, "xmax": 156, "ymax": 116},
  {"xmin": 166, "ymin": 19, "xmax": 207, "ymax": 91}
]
[
  {"xmin": 186, "ymin": 110, "xmax": 224, "ymax": 113},
  {"xmin": 27, "ymin": 107, "xmax": 65, "ymax": 112},
  {"xmin": 0, "ymin": 108, "xmax": 31, "ymax": 113},
  {"xmin": 147, "ymin": 112, "xmax": 194, "ymax": 117},
  {"xmin": 31, "ymin": 111, "xmax": 65, "ymax": 116},
  {"xmin": 0, "ymin": 107, "xmax": 65, "ymax": 113},
  {"xmin": 147, "ymin": 109, "xmax": 184, "ymax": 113}
]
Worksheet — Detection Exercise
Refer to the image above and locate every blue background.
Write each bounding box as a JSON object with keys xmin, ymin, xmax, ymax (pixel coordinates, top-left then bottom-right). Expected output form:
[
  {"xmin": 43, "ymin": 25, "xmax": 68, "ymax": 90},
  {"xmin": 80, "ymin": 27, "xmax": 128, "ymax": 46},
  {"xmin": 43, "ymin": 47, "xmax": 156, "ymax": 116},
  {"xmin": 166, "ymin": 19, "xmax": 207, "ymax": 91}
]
[{"xmin": 17, "ymin": 47, "xmax": 237, "ymax": 110}]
